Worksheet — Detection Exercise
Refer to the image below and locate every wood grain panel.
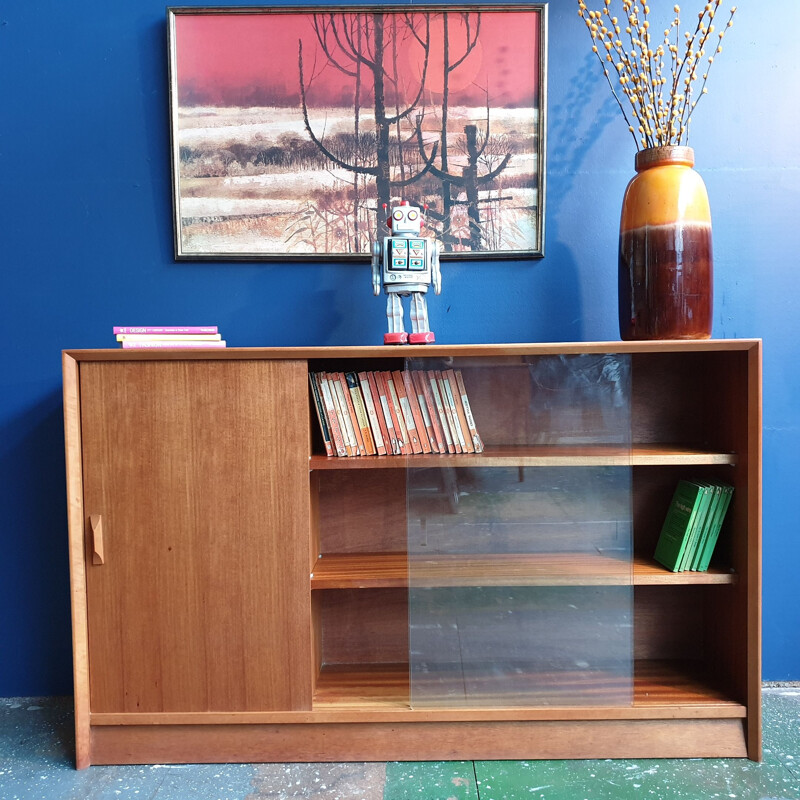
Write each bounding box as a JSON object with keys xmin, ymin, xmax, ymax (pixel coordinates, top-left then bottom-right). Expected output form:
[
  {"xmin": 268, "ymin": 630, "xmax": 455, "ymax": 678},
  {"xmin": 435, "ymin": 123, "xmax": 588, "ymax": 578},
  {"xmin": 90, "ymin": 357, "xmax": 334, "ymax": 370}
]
[
  {"xmin": 62, "ymin": 353, "xmax": 91, "ymax": 769},
  {"xmin": 90, "ymin": 718, "xmax": 747, "ymax": 764},
  {"xmin": 310, "ymin": 659, "xmax": 744, "ymax": 712},
  {"xmin": 310, "ymin": 444, "xmax": 736, "ymax": 470},
  {"xmin": 634, "ymin": 586, "xmax": 707, "ymax": 661},
  {"xmin": 746, "ymin": 342, "xmax": 763, "ymax": 760},
  {"xmin": 80, "ymin": 359, "xmax": 311, "ymax": 713},
  {"xmin": 319, "ymin": 589, "xmax": 408, "ymax": 666},
  {"xmin": 316, "ymin": 470, "xmax": 406, "ymax": 553},
  {"xmin": 632, "ymin": 352, "xmax": 709, "ymax": 445},
  {"xmin": 92, "ymin": 700, "xmax": 747, "ymax": 727},
  {"xmin": 65, "ymin": 339, "xmax": 761, "ymax": 365},
  {"xmin": 310, "ymin": 553, "xmax": 736, "ymax": 589},
  {"xmin": 314, "ymin": 663, "xmax": 410, "ymax": 709}
]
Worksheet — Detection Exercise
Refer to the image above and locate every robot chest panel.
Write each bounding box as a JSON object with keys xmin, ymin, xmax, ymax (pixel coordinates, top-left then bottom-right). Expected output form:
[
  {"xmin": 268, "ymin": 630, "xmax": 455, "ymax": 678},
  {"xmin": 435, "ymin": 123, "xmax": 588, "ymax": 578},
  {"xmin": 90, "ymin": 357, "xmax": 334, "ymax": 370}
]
[{"xmin": 384, "ymin": 237, "xmax": 430, "ymax": 283}]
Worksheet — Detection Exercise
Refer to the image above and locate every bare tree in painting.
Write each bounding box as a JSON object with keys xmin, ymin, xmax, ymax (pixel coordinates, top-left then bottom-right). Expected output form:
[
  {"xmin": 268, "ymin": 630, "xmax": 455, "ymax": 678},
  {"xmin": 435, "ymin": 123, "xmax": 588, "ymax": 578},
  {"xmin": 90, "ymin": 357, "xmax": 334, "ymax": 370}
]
[
  {"xmin": 430, "ymin": 12, "xmax": 480, "ymax": 242},
  {"xmin": 298, "ymin": 12, "xmax": 438, "ymax": 241},
  {"xmin": 418, "ymin": 113, "xmax": 512, "ymax": 252},
  {"xmin": 414, "ymin": 12, "xmax": 514, "ymax": 252}
]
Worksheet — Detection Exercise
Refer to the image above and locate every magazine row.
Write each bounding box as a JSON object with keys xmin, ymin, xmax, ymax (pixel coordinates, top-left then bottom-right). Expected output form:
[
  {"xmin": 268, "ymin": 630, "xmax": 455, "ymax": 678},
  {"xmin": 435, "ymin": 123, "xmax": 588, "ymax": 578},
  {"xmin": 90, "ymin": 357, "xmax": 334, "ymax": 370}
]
[
  {"xmin": 653, "ymin": 479, "xmax": 734, "ymax": 572},
  {"xmin": 309, "ymin": 370, "xmax": 484, "ymax": 458}
]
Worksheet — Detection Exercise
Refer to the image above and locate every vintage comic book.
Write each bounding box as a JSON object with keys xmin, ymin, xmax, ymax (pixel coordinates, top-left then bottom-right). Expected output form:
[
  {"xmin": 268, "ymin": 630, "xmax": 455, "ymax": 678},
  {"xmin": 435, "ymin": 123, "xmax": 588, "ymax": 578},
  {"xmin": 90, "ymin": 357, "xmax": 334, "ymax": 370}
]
[
  {"xmin": 359, "ymin": 372, "xmax": 387, "ymax": 456},
  {"xmin": 347, "ymin": 372, "xmax": 376, "ymax": 455},
  {"xmin": 309, "ymin": 373, "xmax": 333, "ymax": 456}
]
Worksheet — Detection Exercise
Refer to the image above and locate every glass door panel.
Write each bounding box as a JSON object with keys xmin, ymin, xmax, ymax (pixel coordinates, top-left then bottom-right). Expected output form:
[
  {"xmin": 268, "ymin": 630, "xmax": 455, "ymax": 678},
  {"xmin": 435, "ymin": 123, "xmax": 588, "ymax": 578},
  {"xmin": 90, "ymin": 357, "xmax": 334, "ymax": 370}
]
[{"xmin": 406, "ymin": 354, "xmax": 633, "ymax": 707}]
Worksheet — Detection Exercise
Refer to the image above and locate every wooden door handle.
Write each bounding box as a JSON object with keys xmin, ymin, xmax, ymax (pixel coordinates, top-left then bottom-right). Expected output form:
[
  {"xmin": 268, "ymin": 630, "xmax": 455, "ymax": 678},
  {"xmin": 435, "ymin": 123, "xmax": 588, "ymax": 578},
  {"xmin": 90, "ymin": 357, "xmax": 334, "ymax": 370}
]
[{"xmin": 89, "ymin": 514, "xmax": 105, "ymax": 565}]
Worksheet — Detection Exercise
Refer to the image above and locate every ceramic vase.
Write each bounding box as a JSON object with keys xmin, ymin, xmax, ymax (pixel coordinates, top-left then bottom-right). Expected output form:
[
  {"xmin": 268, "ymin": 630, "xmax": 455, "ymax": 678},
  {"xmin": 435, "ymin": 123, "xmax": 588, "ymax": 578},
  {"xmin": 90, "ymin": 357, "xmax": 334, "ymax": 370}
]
[{"xmin": 618, "ymin": 146, "xmax": 713, "ymax": 340}]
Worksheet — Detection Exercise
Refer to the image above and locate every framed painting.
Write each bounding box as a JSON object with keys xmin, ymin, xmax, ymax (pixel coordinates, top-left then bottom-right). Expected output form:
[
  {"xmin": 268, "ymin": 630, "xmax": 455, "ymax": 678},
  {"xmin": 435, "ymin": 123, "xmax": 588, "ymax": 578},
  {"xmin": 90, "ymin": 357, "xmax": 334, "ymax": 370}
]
[{"xmin": 168, "ymin": 5, "xmax": 547, "ymax": 260}]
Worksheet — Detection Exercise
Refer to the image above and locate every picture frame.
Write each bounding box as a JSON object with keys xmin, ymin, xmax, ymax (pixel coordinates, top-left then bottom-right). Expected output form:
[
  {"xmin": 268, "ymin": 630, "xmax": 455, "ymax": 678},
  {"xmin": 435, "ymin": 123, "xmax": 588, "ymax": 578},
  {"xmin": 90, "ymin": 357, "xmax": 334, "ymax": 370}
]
[{"xmin": 168, "ymin": 5, "xmax": 547, "ymax": 261}]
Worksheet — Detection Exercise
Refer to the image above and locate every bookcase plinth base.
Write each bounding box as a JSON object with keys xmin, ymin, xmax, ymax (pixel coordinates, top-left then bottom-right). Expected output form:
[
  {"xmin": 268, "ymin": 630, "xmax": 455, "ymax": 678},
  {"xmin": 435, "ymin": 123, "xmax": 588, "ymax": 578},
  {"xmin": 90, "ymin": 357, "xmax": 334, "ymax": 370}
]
[{"xmin": 88, "ymin": 718, "xmax": 747, "ymax": 766}]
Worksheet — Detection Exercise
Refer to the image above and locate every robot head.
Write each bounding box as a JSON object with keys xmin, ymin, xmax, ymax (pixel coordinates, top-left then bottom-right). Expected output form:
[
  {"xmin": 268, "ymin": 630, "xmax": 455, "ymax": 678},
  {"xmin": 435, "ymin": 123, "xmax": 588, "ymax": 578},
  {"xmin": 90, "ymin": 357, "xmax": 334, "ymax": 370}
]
[{"xmin": 386, "ymin": 201, "xmax": 424, "ymax": 235}]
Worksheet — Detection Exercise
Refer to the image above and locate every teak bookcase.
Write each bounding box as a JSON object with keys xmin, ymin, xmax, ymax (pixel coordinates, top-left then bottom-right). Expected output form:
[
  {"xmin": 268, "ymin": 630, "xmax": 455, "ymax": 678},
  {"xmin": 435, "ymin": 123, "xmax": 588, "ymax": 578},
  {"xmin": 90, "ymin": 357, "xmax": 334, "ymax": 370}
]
[{"xmin": 62, "ymin": 340, "xmax": 761, "ymax": 768}]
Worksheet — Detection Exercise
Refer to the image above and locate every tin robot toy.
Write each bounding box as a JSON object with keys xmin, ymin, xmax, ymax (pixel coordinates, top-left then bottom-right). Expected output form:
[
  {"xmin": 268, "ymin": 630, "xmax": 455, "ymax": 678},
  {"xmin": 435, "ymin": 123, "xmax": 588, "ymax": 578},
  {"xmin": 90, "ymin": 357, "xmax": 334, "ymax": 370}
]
[{"xmin": 372, "ymin": 201, "xmax": 441, "ymax": 345}]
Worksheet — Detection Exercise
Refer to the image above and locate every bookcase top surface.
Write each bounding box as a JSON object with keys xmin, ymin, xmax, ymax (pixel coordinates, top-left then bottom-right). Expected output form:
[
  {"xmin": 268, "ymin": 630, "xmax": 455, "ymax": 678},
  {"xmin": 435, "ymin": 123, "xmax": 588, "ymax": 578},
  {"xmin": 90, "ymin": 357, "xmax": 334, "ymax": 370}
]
[{"xmin": 64, "ymin": 339, "xmax": 761, "ymax": 362}]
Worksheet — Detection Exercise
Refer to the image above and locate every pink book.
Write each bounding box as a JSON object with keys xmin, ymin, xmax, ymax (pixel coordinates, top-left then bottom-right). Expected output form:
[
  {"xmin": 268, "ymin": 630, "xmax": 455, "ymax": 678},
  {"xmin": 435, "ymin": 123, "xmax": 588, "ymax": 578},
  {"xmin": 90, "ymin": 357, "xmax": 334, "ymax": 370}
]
[
  {"xmin": 401, "ymin": 371, "xmax": 431, "ymax": 453},
  {"xmin": 413, "ymin": 370, "xmax": 444, "ymax": 454},
  {"xmin": 358, "ymin": 371, "xmax": 387, "ymax": 456},
  {"xmin": 374, "ymin": 372, "xmax": 402, "ymax": 455},
  {"xmin": 391, "ymin": 370, "xmax": 422, "ymax": 454},
  {"xmin": 318, "ymin": 373, "xmax": 348, "ymax": 457},
  {"xmin": 113, "ymin": 326, "xmax": 218, "ymax": 335},
  {"xmin": 121, "ymin": 340, "xmax": 226, "ymax": 349},
  {"xmin": 427, "ymin": 371, "xmax": 455, "ymax": 454}
]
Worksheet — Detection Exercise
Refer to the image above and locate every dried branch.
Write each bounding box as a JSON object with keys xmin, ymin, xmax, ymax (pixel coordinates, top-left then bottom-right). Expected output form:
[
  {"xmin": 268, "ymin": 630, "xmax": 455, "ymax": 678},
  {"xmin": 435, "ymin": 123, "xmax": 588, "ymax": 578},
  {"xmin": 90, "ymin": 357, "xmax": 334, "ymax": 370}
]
[{"xmin": 577, "ymin": 1, "xmax": 737, "ymax": 148}]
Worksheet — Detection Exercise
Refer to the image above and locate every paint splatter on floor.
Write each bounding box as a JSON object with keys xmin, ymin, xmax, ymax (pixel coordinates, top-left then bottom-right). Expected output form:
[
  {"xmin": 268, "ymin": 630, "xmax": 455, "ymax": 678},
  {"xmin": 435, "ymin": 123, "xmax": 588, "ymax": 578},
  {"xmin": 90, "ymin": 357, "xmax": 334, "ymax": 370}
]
[
  {"xmin": 0, "ymin": 697, "xmax": 256, "ymax": 800},
  {"xmin": 249, "ymin": 763, "xmax": 386, "ymax": 799},
  {"xmin": 1, "ymin": 690, "xmax": 799, "ymax": 799},
  {"xmin": 384, "ymin": 761, "xmax": 478, "ymax": 800}
]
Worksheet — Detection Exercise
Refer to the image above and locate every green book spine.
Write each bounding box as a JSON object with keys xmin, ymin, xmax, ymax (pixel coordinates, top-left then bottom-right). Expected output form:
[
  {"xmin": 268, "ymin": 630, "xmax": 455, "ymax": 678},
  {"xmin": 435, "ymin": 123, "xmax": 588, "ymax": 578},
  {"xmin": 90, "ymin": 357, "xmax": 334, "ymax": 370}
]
[
  {"xmin": 689, "ymin": 483, "xmax": 721, "ymax": 571},
  {"xmin": 698, "ymin": 484, "xmax": 734, "ymax": 571},
  {"xmin": 654, "ymin": 480, "xmax": 705, "ymax": 572},
  {"xmin": 678, "ymin": 483, "xmax": 714, "ymax": 572}
]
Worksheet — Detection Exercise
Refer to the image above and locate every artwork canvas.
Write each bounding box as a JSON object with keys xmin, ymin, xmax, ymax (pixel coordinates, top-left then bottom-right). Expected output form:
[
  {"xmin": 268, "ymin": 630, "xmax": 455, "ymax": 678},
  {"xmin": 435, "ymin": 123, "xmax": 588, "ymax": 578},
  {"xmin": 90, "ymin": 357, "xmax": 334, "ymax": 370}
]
[{"xmin": 168, "ymin": 5, "xmax": 547, "ymax": 260}]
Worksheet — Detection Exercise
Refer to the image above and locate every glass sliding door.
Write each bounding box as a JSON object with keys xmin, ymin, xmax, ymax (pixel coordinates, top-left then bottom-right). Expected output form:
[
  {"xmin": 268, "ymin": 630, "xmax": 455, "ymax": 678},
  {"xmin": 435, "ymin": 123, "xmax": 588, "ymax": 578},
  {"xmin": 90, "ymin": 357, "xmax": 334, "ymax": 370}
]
[{"xmin": 406, "ymin": 354, "xmax": 634, "ymax": 707}]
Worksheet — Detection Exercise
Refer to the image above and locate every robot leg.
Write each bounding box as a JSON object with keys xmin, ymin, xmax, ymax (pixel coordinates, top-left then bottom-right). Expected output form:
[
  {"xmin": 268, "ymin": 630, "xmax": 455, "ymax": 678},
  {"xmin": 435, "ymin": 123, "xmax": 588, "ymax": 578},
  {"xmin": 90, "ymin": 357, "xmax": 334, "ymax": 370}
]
[
  {"xmin": 409, "ymin": 292, "xmax": 435, "ymax": 344},
  {"xmin": 385, "ymin": 293, "xmax": 408, "ymax": 345}
]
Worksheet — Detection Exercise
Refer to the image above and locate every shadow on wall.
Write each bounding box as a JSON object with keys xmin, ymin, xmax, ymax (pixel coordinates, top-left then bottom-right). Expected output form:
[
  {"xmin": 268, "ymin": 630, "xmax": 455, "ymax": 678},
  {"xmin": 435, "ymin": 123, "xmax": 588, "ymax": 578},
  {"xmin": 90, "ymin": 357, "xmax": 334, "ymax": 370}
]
[
  {"xmin": 549, "ymin": 51, "xmax": 626, "ymax": 214},
  {"xmin": 540, "ymin": 49, "xmax": 627, "ymax": 342},
  {"xmin": 0, "ymin": 390, "xmax": 73, "ymax": 694}
]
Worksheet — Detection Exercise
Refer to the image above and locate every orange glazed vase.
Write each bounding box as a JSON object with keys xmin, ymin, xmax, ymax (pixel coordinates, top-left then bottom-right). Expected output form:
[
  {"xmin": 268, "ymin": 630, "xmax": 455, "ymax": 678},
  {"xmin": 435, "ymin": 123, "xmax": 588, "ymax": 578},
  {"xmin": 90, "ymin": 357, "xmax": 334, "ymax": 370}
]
[{"xmin": 618, "ymin": 146, "xmax": 713, "ymax": 340}]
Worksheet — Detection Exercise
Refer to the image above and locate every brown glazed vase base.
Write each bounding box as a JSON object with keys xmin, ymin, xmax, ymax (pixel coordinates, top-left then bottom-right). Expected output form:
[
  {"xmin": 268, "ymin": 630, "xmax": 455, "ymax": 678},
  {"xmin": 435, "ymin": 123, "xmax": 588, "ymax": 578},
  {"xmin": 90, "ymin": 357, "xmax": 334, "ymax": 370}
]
[{"xmin": 619, "ymin": 223, "xmax": 712, "ymax": 340}]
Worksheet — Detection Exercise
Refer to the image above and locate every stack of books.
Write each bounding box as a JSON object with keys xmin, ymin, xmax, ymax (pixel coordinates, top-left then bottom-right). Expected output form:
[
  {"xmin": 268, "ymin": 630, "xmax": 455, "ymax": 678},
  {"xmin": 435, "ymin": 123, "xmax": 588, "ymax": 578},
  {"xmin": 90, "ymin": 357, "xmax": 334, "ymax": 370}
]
[
  {"xmin": 653, "ymin": 479, "xmax": 734, "ymax": 572},
  {"xmin": 309, "ymin": 369, "xmax": 484, "ymax": 457},
  {"xmin": 113, "ymin": 326, "xmax": 226, "ymax": 349}
]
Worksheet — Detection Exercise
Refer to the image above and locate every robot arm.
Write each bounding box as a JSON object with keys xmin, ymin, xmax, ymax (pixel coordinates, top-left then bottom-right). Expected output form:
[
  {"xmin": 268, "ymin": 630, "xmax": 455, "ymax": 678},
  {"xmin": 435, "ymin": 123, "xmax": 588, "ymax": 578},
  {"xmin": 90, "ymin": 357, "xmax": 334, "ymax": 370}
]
[
  {"xmin": 372, "ymin": 241, "xmax": 382, "ymax": 296},
  {"xmin": 431, "ymin": 240, "xmax": 442, "ymax": 295}
]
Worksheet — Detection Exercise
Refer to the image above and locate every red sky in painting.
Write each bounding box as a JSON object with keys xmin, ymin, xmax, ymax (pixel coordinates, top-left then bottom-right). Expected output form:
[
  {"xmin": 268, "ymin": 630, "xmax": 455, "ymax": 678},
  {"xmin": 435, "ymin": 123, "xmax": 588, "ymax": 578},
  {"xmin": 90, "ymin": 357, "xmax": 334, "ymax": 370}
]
[{"xmin": 174, "ymin": 10, "xmax": 540, "ymax": 108}]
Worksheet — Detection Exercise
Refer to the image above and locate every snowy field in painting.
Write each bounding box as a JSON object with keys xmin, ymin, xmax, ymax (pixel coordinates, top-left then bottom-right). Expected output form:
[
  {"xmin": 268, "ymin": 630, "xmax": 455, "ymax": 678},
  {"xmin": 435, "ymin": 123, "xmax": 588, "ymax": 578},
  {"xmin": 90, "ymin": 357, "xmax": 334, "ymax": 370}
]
[{"xmin": 175, "ymin": 105, "xmax": 540, "ymax": 256}]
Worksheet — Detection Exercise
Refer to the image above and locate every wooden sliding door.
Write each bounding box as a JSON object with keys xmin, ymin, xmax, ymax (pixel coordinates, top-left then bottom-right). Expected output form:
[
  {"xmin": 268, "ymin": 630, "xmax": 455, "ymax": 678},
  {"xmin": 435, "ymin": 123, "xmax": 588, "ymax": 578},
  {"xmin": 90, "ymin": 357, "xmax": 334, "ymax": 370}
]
[{"xmin": 79, "ymin": 359, "xmax": 311, "ymax": 713}]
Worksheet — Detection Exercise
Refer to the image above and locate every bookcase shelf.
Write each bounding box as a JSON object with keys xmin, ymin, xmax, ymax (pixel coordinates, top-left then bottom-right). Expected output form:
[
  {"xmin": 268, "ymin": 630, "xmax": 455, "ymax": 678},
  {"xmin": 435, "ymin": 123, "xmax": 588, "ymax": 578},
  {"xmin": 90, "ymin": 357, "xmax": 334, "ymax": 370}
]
[
  {"xmin": 310, "ymin": 553, "xmax": 738, "ymax": 589},
  {"xmin": 309, "ymin": 444, "xmax": 737, "ymax": 470},
  {"xmin": 63, "ymin": 340, "xmax": 761, "ymax": 766},
  {"xmin": 312, "ymin": 660, "xmax": 746, "ymax": 716}
]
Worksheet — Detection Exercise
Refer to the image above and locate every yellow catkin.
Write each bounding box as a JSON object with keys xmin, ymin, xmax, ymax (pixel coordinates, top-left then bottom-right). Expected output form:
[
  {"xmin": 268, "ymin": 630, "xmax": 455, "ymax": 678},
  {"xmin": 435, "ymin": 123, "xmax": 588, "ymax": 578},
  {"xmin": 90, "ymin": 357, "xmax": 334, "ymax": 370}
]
[{"xmin": 577, "ymin": 0, "xmax": 736, "ymax": 148}]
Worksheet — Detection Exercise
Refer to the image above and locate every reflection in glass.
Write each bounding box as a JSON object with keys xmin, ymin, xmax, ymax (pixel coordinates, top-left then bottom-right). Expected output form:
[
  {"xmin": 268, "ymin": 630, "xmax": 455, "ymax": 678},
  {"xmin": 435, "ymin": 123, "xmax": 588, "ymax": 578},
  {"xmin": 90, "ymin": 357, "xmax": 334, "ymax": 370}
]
[{"xmin": 407, "ymin": 355, "xmax": 633, "ymax": 707}]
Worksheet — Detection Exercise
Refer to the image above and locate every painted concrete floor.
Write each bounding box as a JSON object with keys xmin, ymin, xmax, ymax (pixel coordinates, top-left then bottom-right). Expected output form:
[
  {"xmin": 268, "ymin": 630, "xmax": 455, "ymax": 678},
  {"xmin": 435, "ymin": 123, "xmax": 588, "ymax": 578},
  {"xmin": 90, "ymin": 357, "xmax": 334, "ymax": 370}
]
[{"xmin": 1, "ymin": 690, "xmax": 799, "ymax": 800}]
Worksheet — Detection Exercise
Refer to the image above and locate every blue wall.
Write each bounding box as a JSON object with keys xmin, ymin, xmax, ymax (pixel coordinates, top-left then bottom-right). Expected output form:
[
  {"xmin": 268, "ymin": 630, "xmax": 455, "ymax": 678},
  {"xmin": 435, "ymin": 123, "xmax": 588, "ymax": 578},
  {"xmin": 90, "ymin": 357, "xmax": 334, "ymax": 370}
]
[{"xmin": 2, "ymin": 1, "xmax": 799, "ymax": 694}]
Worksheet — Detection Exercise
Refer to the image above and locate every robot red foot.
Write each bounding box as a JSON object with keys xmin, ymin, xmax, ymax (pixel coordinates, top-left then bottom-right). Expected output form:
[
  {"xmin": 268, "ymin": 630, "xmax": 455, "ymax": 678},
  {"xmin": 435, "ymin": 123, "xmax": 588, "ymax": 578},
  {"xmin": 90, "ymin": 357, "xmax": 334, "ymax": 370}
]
[
  {"xmin": 383, "ymin": 331, "xmax": 436, "ymax": 345},
  {"xmin": 384, "ymin": 332, "xmax": 409, "ymax": 345}
]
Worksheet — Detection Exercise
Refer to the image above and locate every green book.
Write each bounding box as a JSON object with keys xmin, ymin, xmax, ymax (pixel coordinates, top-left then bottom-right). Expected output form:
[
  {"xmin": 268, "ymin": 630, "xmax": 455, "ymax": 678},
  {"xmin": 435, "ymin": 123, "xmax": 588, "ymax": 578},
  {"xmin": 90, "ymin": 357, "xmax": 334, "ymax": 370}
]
[
  {"xmin": 697, "ymin": 484, "xmax": 734, "ymax": 572},
  {"xmin": 677, "ymin": 482, "xmax": 715, "ymax": 572},
  {"xmin": 687, "ymin": 482, "xmax": 722, "ymax": 571},
  {"xmin": 654, "ymin": 480, "xmax": 707, "ymax": 572}
]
